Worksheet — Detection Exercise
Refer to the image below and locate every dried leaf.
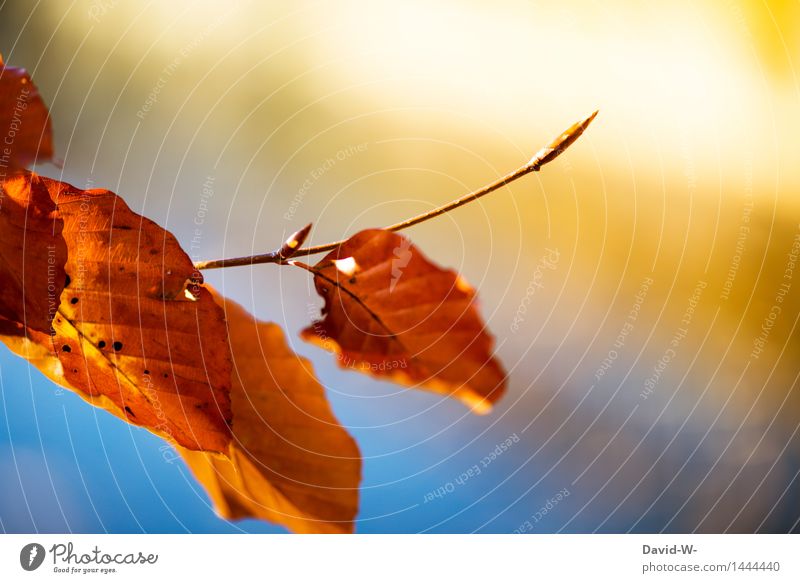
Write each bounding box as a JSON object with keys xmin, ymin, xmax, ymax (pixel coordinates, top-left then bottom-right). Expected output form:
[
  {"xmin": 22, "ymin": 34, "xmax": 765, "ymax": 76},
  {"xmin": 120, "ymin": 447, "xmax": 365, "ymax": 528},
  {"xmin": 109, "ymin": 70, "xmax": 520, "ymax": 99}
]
[
  {"xmin": 182, "ymin": 292, "xmax": 361, "ymax": 534},
  {"xmin": 0, "ymin": 56, "xmax": 54, "ymax": 169},
  {"xmin": 0, "ymin": 57, "xmax": 60, "ymax": 336},
  {"xmin": 301, "ymin": 229, "xmax": 506, "ymax": 413},
  {"xmin": 0, "ymin": 171, "xmax": 233, "ymax": 452}
]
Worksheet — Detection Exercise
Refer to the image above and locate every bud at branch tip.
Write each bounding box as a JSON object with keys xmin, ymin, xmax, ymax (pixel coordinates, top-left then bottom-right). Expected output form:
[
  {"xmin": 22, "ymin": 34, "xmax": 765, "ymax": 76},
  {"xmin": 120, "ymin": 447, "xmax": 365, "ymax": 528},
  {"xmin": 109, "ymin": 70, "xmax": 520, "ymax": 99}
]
[{"xmin": 528, "ymin": 109, "xmax": 599, "ymax": 170}]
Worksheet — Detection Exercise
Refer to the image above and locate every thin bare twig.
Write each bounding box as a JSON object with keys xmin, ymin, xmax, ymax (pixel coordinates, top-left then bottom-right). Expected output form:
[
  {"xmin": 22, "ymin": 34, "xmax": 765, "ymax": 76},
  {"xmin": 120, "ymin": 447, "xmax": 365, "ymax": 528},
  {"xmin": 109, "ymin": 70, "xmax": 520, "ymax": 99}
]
[{"xmin": 194, "ymin": 110, "xmax": 598, "ymax": 271}]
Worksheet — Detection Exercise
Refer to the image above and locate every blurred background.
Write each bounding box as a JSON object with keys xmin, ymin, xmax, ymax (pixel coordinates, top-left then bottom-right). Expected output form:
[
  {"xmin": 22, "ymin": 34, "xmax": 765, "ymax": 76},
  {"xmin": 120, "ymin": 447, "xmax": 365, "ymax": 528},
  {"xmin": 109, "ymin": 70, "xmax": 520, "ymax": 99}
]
[{"xmin": 1, "ymin": 0, "xmax": 799, "ymax": 533}]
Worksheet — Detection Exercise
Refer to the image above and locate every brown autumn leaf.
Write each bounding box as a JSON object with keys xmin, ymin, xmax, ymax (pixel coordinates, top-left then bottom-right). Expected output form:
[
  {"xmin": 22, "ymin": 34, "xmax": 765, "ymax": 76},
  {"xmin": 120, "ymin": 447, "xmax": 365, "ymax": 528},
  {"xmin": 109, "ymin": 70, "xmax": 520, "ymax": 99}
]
[
  {"xmin": 300, "ymin": 228, "xmax": 507, "ymax": 413},
  {"xmin": 0, "ymin": 171, "xmax": 233, "ymax": 453},
  {"xmin": 0, "ymin": 57, "xmax": 61, "ymax": 336},
  {"xmin": 181, "ymin": 292, "xmax": 361, "ymax": 534},
  {"xmin": 0, "ymin": 55, "xmax": 54, "ymax": 170}
]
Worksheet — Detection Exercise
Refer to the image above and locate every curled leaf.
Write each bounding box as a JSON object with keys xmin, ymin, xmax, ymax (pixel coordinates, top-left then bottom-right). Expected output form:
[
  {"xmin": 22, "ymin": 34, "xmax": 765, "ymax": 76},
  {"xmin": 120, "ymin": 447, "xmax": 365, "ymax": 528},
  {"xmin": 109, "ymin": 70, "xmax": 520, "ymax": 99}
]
[
  {"xmin": 0, "ymin": 172, "xmax": 233, "ymax": 452},
  {"xmin": 300, "ymin": 229, "xmax": 507, "ymax": 413},
  {"xmin": 182, "ymin": 292, "xmax": 361, "ymax": 533}
]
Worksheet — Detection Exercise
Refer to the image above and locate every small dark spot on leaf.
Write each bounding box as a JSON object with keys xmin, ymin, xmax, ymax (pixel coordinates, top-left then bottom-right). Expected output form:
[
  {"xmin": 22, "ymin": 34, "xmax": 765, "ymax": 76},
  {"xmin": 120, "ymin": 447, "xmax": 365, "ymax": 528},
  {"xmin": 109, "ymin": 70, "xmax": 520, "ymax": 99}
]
[
  {"xmin": 113, "ymin": 341, "xmax": 123, "ymax": 351},
  {"xmin": 349, "ymin": 277, "xmax": 357, "ymax": 284},
  {"xmin": 162, "ymin": 373, "xmax": 169, "ymax": 378},
  {"xmin": 65, "ymin": 275, "xmax": 71, "ymax": 287},
  {"xmin": 149, "ymin": 248, "xmax": 158, "ymax": 255},
  {"xmin": 70, "ymin": 297, "xmax": 79, "ymax": 305},
  {"xmin": 72, "ymin": 368, "xmax": 78, "ymax": 374},
  {"xmin": 61, "ymin": 345, "xmax": 71, "ymax": 353},
  {"xmin": 144, "ymin": 369, "xmax": 150, "ymax": 375},
  {"xmin": 98, "ymin": 340, "xmax": 106, "ymax": 349},
  {"xmin": 124, "ymin": 406, "xmax": 136, "ymax": 417}
]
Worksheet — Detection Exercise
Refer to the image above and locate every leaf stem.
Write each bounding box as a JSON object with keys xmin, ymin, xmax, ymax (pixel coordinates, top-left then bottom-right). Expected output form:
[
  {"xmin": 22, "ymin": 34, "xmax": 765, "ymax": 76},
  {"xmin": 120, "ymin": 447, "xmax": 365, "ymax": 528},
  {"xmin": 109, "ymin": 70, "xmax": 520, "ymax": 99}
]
[{"xmin": 194, "ymin": 110, "xmax": 598, "ymax": 271}]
